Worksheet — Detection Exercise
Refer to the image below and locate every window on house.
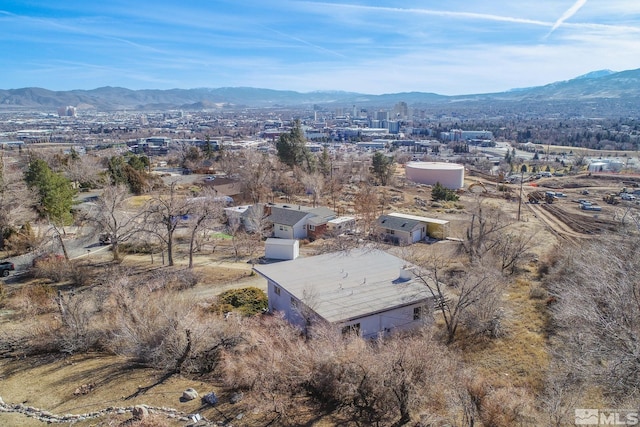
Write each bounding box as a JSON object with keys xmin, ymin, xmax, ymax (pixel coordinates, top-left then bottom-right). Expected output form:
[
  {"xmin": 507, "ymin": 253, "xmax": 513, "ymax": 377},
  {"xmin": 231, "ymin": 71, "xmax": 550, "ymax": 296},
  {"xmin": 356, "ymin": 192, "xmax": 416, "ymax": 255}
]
[
  {"xmin": 290, "ymin": 297, "xmax": 298, "ymax": 307},
  {"xmin": 390, "ymin": 230, "xmax": 395, "ymax": 235},
  {"xmin": 308, "ymin": 224, "xmax": 315, "ymax": 231},
  {"xmin": 414, "ymin": 306, "xmax": 423, "ymax": 320},
  {"xmin": 274, "ymin": 286, "xmax": 281, "ymax": 296},
  {"xmin": 279, "ymin": 225, "xmax": 284, "ymax": 231},
  {"xmin": 341, "ymin": 323, "xmax": 361, "ymax": 335}
]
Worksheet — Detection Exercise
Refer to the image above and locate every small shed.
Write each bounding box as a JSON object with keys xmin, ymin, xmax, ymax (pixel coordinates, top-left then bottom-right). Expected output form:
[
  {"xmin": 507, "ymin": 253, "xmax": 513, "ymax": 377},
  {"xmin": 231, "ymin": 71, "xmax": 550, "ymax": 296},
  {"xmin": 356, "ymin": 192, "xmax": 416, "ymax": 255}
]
[{"xmin": 265, "ymin": 238, "xmax": 299, "ymax": 260}]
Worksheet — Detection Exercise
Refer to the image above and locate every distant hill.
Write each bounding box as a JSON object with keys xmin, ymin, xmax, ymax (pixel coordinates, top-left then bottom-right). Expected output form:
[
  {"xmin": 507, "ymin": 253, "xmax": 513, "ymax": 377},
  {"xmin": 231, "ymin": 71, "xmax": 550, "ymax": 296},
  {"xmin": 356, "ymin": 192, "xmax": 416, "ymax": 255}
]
[{"xmin": 1, "ymin": 68, "xmax": 640, "ymax": 111}]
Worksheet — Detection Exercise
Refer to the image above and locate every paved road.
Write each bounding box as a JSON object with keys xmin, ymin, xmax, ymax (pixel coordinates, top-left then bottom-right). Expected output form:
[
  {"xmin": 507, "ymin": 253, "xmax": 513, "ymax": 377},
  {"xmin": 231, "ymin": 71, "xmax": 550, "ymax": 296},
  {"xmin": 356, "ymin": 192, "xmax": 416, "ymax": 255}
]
[{"xmin": 1, "ymin": 231, "xmax": 110, "ymax": 283}]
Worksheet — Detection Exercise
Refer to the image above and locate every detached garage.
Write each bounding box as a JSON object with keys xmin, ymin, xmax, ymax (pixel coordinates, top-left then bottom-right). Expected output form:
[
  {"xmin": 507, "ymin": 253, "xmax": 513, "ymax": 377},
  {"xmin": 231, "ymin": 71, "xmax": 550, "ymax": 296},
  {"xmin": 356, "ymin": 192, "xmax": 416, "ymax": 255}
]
[{"xmin": 265, "ymin": 238, "xmax": 299, "ymax": 260}]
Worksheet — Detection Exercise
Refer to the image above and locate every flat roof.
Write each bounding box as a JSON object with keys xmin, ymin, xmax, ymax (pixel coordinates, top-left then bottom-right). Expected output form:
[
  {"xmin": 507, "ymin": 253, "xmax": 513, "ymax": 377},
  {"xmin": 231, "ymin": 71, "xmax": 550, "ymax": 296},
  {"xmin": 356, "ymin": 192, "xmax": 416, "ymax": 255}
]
[
  {"xmin": 388, "ymin": 212, "xmax": 449, "ymax": 225},
  {"xmin": 406, "ymin": 161, "xmax": 464, "ymax": 170},
  {"xmin": 254, "ymin": 248, "xmax": 432, "ymax": 323},
  {"xmin": 328, "ymin": 216, "xmax": 356, "ymax": 224},
  {"xmin": 224, "ymin": 205, "xmax": 251, "ymax": 213}
]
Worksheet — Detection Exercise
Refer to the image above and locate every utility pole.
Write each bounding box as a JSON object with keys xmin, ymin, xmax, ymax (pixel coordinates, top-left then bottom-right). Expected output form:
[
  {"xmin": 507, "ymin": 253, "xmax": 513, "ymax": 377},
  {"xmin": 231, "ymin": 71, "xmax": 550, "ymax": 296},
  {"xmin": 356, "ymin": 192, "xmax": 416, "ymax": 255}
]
[{"xmin": 517, "ymin": 167, "xmax": 524, "ymax": 221}]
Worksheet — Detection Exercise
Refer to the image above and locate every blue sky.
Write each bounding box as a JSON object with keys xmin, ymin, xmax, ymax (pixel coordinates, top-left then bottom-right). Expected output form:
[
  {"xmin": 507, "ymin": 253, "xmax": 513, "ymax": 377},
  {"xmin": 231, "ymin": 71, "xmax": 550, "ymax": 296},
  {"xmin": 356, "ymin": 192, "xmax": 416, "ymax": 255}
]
[{"xmin": 1, "ymin": 0, "xmax": 639, "ymax": 95}]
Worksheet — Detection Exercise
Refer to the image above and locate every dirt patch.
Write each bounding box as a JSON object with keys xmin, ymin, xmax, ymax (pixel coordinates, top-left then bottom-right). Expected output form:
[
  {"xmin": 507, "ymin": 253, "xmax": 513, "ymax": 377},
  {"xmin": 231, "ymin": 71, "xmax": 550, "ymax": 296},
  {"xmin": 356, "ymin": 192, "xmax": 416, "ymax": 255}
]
[{"xmin": 0, "ymin": 354, "xmax": 247, "ymax": 426}]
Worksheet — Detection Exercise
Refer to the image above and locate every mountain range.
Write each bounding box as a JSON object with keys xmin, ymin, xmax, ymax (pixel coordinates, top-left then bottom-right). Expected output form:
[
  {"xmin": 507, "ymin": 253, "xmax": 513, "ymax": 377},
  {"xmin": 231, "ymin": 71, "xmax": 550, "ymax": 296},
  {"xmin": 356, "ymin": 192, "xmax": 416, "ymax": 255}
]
[{"xmin": 1, "ymin": 68, "xmax": 639, "ymax": 111}]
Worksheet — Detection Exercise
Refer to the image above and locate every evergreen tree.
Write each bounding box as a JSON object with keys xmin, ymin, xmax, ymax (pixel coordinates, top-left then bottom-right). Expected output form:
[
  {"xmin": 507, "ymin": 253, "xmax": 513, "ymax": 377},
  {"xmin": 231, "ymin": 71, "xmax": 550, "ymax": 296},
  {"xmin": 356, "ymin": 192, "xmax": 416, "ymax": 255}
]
[
  {"xmin": 318, "ymin": 146, "xmax": 331, "ymax": 177},
  {"xmin": 107, "ymin": 156, "xmax": 129, "ymax": 186},
  {"xmin": 276, "ymin": 119, "xmax": 314, "ymax": 171},
  {"xmin": 107, "ymin": 155, "xmax": 150, "ymax": 195},
  {"xmin": 371, "ymin": 151, "xmax": 394, "ymax": 186},
  {"xmin": 431, "ymin": 182, "xmax": 459, "ymax": 202},
  {"xmin": 25, "ymin": 158, "xmax": 76, "ymax": 225},
  {"xmin": 203, "ymin": 135, "xmax": 215, "ymax": 159}
]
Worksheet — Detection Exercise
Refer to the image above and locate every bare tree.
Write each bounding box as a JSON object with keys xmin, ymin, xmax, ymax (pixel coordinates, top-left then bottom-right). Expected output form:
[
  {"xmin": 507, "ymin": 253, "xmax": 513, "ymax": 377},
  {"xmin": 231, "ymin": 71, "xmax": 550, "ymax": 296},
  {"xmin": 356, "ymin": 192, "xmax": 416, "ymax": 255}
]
[
  {"xmin": 227, "ymin": 221, "xmax": 260, "ymax": 261},
  {"xmin": 215, "ymin": 148, "xmax": 241, "ymax": 178},
  {"xmin": 354, "ymin": 183, "xmax": 381, "ymax": 237},
  {"xmin": 464, "ymin": 197, "xmax": 512, "ymax": 261},
  {"xmin": 61, "ymin": 152, "xmax": 104, "ymax": 189},
  {"xmin": 489, "ymin": 229, "xmax": 536, "ymax": 274},
  {"xmin": 238, "ymin": 150, "xmax": 274, "ymax": 203},
  {"xmin": 83, "ymin": 184, "xmax": 146, "ymax": 261},
  {"xmin": 301, "ymin": 171, "xmax": 324, "ymax": 207},
  {"xmin": 413, "ymin": 255, "xmax": 506, "ymax": 343},
  {"xmin": 143, "ymin": 182, "xmax": 194, "ymax": 266},
  {"xmin": 539, "ymin": 361, "xmax": 583, "ymax": 427},
  {"xmin": 546, "ymin": 236, "xmax": 640, "ymax": 403},
  {"xmin": 170, "ymin": 140, "xmax": 200, "ymax": 170},
  {"xmin": 325, "ymin": 165, "xmax": 346, "ymax": 213},
  {"xmin": 273, "ymin": 170, "xmax": 304, "ymax": 203},
  {"xmin": 220, "ymin": 318, "xmax": 463, "ymax": 426},
  {"xmin": 0, "ymin": 153, "xmax": 38, "ymax": 251},
  {"xmin": 183, "ymin": 191, "xmax": 225, "ymax": 268}
]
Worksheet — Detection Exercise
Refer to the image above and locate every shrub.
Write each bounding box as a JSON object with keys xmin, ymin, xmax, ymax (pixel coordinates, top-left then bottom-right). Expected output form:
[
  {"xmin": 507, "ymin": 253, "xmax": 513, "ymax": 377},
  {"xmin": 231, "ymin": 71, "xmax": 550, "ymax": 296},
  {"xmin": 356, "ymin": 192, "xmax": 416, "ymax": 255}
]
[
  {"xmin": 118, "ymin": 242, "xmax": 162, "ymax": 255},
  {"xmin": 145, "ymin": 268, "xmax": 200, "ymax": 292},
  {"xmin": 216, "ymin": 287, "xmax": 268, "ymax": 316},
  {"xmin": 31, "ymin": 254, "xmax": 70, "ymax": 282},
  {"xmin": 11, "ymin": 282, "xmax": 57, "ymax": 315},
  {"xmin": 431, "ymin": 182, "xmax": 459, "ymax": 202},
  {"xmin": 529, "ymin": 286, "xmax": 548, "ymax": 300}
]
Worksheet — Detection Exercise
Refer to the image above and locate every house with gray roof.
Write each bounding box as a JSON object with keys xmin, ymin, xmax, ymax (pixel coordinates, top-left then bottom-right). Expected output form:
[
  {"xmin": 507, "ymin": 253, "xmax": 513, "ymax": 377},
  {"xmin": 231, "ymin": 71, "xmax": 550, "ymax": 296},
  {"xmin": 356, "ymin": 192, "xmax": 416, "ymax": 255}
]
[
  {"xmin": 376, "ymin": 214, "xmax": 427, "ymax": 245},
  {"xmin": 253, "ymin": 248, "xmax": 433, "ymax": 338},
  {"xmin": 266, "ymin": 203, "xmax": 336, "ymax": 240}
]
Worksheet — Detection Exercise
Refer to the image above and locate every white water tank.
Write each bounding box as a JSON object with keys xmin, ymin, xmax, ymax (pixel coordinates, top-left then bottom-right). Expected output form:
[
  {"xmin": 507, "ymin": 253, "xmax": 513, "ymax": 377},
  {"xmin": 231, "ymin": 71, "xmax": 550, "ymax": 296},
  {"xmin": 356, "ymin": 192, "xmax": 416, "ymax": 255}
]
[{"xmin": 405, "ymin": 162, "xmax": 465, "ymax": 189}]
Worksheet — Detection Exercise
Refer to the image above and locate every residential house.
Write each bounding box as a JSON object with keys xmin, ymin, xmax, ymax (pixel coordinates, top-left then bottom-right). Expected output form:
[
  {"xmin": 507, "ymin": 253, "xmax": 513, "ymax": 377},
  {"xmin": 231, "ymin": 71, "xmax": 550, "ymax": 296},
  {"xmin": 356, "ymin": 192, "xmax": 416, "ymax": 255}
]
[
  {"xmin": 305, "ymin": 206, "xmax": 336, "ymax": 240},
  {"xmin": 376, "ymin": 214, "xmax": 427, "ymax": 245},
  {"xmin": 266, "ymin": 203, "xmax": 336, "ymax": 240},
  {"xmin": 253, "ymin": 248, "xmax": 433, "ymax": 338},
  {"xmin": 224, "ymin": 204, "xmax": 265, "ymax": 233},
  {"xmin": 387, "ymin": 213, "xmax": 450, "ymax": 240},
  {"xmin": 202, "ymin": 176, "xmax": 243, "ymax": 199}
]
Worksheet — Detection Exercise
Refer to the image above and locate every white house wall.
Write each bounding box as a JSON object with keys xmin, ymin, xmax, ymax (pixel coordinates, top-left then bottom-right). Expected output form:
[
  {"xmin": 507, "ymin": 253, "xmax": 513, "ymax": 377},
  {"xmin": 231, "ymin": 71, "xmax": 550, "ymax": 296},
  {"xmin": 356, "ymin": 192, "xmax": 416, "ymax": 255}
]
[
  {"xmin": 265, "ymin": 239, "xmax": 299, "ymax": 260},
  {"xmin": 273, "ymin": 224, "xmax": 294, "ymax": 239},
  {"xmin": 384, "ymin": 225, "xmax": 424, "ymax": 245},
  {"xmin": 273, "ymin": 221, "xmax": 308, "ymax": 240},
  {"xmin": 341, "ymin": 302, "xmax": 431, "ymax": 339},
  {"xmin": 268, "ymin": 280, "xmax": 306, "ymax": 327},
  {"xmin": 292, "ymin": 222, "xmax": 307, "ymax": 239}
]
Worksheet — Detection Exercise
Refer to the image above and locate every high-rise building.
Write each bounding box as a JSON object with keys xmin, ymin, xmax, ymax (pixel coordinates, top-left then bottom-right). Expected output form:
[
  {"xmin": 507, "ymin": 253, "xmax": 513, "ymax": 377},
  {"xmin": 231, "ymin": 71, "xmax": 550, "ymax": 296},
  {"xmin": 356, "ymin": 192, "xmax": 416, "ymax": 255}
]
[
  {"xmin": 376, "ymin": 110, "xmax": 390, "ymax": 121},
  {"xmin": 57, "ymin": 106, "xmax": 76, "ymax": 117},
  {"xmin": 393, "ymin": 102, "xmax": 408, "ymax": 119}
]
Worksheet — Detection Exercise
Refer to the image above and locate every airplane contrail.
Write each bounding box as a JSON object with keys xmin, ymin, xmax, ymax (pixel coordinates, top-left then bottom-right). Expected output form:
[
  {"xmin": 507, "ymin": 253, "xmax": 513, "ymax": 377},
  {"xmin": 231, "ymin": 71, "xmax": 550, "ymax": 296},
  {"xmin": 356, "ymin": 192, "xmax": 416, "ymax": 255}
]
[{"xmin": 548, "ymin": 0, "xmax": 588, "ymax": 35}]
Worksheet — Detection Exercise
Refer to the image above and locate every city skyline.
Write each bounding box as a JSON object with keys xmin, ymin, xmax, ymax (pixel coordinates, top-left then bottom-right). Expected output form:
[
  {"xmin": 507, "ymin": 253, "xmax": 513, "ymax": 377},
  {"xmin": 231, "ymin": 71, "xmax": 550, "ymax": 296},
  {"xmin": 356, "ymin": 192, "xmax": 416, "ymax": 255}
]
[{"xmin": 1, "ymin": 0, "xmax": 639, "ymax": 95}]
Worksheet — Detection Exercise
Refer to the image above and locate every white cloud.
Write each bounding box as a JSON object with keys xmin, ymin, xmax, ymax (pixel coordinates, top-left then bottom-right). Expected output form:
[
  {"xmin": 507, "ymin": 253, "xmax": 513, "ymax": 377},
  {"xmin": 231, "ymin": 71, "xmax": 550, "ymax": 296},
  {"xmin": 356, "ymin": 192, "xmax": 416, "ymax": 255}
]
[{"xmin": 547, "ymin": 0, "xmax": 588, "ymax": 35}]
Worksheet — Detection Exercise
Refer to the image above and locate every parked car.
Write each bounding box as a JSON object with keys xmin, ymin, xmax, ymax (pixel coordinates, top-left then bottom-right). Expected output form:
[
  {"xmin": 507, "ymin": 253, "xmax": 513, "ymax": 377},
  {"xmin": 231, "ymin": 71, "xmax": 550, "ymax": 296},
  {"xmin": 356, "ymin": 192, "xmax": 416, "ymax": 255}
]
[
  {"xmin": 0, "ymin": 261, "xmax": 15, "ymax": 277},
  {"xmin": 99, "ymin": 233, "xmax": 113, "ymax": 245},
  {"xmin": 582, "ymin": 204, "xmax": 602, "ymax": 211}
]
